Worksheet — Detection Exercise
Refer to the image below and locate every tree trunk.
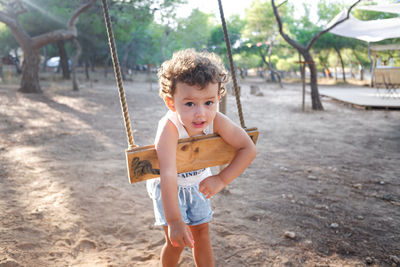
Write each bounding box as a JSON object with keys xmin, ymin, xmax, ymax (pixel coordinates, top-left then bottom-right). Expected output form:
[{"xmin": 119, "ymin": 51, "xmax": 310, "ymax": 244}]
[
  {"xmin": 104, "ymin": 54, "xmax": 110, "ymax": 78},
  {"xmin": 91, "ymin": 57, "xmax": 95, "ymax": 72},
  {"xmin": 269, "ymin": 65, "xmax": 276, "ymax": 82},
  {"xmin": 121, "ymin": 38, "xmax": 136, "ymax": 81},
  {"xmin": 20, "ymin": 48, "xmax": 42, "ymax": 93},
  {"xmin": 71, "ymin": 38, "xmax": 81, "ymax": 91},
  {"xmin": 13, "ymin": 48, "xmax": 22, "ymax": 74},
  {"xmin": 360, "ymin": 67, "xmax": 364, "ymax": 81},
  {"xmin": 321, "ymin": 61, "xmax": 332, "ymax": 78},
  {"xmin": 0, "ymin": 63, "xmax": 3, "ymax": 81},
  {"xmin": 121, "ymin": 46, "xmax": 128, "ymax": 81},
  {"xmin": 161, "ymin": 26, "xmax": 170, "ymax": 62},
  {"xmin": 267, "ymin": 44, "xmax": 277, "ymax": 82},
  {"xmin": 259, "ymin": 49, "xmax": 282, "ymax": 88},
  {"xmin": 353, "ymin": 49, "xmax": 364, "ymax": 81},
  {"xmin": 299, "ymin": 53, "xmax": 305, "ymax": 111},
  {"xmin": 335, "ymin": 65, "xmax": 338, "ymax": 81},
  {"xmin": 350, "ymin": 62, "xmax": 355, "ymax": 78},
  {"xmin": 304, "ymin": 52, "xmax": 323, "ymax": 110},
  {"xmin": 239, "ymin": 68, "xmax": 244, "ymax": 79},
  {"xmin": 122, "ymin": 44, "xmax": 130, "ymax": 81},
  {"xmin": 334, "ymin": 46, "xmax": 346, "ymax": 82},
  {"xmin": 41, "ymin": 45, "xmax": 47, "ymax": 72},
  {"xmin": 85, "ymin": 60, "xmax": 90, "ymax": 80},
  {"xmin": 326, "ymin": 67, "xmax": 332, "ymax": 78},
  {"xmin": 57, "ymin": 40, "xmax": 70, "ymax": 79}
]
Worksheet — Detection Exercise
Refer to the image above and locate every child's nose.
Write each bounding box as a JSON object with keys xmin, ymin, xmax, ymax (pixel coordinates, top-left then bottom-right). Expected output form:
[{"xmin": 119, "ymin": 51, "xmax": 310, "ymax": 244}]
[{"xmin": 195, "ymin": 105, "xmax": 205, "ymax": 117}]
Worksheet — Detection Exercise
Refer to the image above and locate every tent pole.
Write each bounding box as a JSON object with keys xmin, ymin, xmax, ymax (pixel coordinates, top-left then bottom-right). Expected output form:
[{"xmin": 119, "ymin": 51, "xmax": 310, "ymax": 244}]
[{"xmin": 367, "ymin": 42, "xmax": 374, "ymax": 87}]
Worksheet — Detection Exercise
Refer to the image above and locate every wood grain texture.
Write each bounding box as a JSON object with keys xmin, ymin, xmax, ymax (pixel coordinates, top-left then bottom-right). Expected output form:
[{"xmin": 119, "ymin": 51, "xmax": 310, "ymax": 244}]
[{"xmin": 126, "ymin": 128, "xmax": 259, "ymax": 184}]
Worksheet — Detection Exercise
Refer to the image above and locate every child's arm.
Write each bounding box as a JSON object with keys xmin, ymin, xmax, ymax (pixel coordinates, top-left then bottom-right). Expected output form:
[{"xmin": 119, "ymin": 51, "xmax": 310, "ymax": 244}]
[
  {"xmin": 156, "ymin": 120, "xmax": 194, "ymax": 248},
  {"xmin": 199, "ymin": 112, "xmax": 257, "ymax": 198}
]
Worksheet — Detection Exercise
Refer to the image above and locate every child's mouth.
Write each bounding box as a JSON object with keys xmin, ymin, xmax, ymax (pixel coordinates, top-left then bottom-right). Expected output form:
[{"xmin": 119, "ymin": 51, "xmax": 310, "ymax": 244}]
[{"xmin": 192, "ymin": 121, "xmax": 205, "ymax": 128}]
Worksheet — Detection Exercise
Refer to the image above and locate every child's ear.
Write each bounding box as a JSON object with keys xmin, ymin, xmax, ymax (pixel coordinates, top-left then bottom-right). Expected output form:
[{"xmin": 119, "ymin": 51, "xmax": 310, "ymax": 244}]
[{"xmin": 164, "ymin": 97, "xmax": 176, "ymax": 111}]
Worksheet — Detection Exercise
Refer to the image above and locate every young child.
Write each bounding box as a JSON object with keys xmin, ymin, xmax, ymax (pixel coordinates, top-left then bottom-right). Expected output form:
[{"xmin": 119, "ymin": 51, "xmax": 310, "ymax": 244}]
[{"xmin": 146, "ymin": 49, "xmax": 257, "ymax": 267}]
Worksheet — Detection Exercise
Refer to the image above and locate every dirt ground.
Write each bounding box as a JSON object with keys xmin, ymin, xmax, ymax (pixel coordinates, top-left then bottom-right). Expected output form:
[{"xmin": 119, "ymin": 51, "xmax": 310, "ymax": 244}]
[{"xmin": 0, "ymin": 74, "xmax": 399, "ymax": 267}]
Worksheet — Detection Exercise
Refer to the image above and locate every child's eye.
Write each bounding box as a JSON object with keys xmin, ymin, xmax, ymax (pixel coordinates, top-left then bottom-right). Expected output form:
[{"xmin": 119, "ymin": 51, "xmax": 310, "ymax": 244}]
[
  {"xmin": 185, "ymin": 102, "xmax": 194, "ymax": 107},
  {"xmin": 205, "ymin": 101, "xmax": 214, "ymax": 106}
]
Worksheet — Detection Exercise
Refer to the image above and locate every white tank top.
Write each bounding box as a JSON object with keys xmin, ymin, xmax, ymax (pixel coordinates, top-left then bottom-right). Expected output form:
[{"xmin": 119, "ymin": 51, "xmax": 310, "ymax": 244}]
[{"xmin": 156, "ymin": 110, "xmax": 213, "ymax": 187}]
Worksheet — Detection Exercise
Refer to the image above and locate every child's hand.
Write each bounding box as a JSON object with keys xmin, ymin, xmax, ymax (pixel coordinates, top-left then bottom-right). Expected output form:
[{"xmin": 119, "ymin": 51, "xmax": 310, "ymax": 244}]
[
  {"xmin": 199, "ymin": 175, "xmax": 226, "ymax": 199},
  {"xmin": 168, "ymin": 220, "xmax": 194, "ymax": 248}
]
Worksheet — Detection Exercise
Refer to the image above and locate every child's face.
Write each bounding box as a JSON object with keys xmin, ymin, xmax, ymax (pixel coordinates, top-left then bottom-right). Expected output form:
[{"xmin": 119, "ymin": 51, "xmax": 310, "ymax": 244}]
[{"xmin": 166, "ymin": 82, "xmax": 219, "ymax": 137}]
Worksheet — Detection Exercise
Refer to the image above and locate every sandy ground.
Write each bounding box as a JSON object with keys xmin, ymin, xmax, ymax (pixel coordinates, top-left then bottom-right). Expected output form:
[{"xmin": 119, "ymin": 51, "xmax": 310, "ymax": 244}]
[{"xmin": 0, "ymin": 74, "xmax": 399, "ymax": 267}]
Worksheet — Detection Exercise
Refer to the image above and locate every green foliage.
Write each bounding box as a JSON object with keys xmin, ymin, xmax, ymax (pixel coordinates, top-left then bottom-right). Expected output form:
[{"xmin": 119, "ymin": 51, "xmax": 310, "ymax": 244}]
[
  {"xmin": 18, "ymin": 0, "xmax": 80, "ymax": 36},
  {"xmin": 317, "ymin": 0, "xmax": 345, "ymax": 25},
  {"xmin": 208, "ymin": 14, "xmax": 245, "ymax": 62},
  {"xmin": 174, "ymin": 9, "xmax": 214, "ymax": 51},
  {"xmin": 241, "ymin": 0, "xmax": 295, "ymax": 70},
  {"xmin": 2, "ymin": 0, "xmax": 398, "ymax": 75},
  {"xmin": 276, "ymin": 55, "xmax": 298, "ymax": 71},
  {"xmin": 0, "ymin": 24, "xmax": 17, "ymax": 55},
  {"xmin": 354, "ymin": 1, "xmax": 399, "ymax": 21},
  {"xmin": 233, "ymin": 53, "xmax": 260, "ymax": 69},
  {"xmin": 243, "ymin": 0, "xmax": 277, "ymax": 41}
]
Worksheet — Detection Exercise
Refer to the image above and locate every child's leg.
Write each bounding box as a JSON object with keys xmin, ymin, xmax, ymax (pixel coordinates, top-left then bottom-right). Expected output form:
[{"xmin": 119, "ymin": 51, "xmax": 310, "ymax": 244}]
[
  {"xmin": 161, "ymin": 226, "xmax": 184, "ymax": 267},
  {"xmin": 189, "ymin": 222, "xmax": 214, "ymax": 267}
]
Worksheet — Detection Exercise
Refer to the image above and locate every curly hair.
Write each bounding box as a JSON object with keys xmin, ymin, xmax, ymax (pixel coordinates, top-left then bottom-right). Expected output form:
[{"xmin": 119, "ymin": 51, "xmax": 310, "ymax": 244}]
[{"xmin": 158, "ymin": 49, "xmax": 229, "ymax": 98}]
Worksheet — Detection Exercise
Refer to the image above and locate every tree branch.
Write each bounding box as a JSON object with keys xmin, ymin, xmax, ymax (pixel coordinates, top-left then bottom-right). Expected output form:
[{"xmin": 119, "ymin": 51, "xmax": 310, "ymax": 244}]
[
  {"xmin": 0, "ymin": 10, "xmax": 16, "ymax": 26},
  {"xmin": 0, "ymin": 9, "xmax": 32, "ymax": 48},
  {"xmin": 258, "ymin": 46, "xmax": 282, "ymax": 87},
  {"xmin": 1, "ymin": 0, "xmax": 27, "ymax": 17},
  {"xmin": 34, "ymin": 29, "xmax": 77, "ymax": 48},
  {"xmin": 67, "ymin": 0, "xmax": 97, "ymax": 28},
  {"xmin": 14, "ymin": 0, "xmax": 27, "ymax": 16},
  {"xmin": 307, "ymin": 0, "xmax": 361, "ymax": 50},
  {"xmin": 271, "ymin": 0, "xmax": 305, "ymax": 53},
  {"xmin": 0, "ymin": 0, "xmax": 27, "ymax": 33},
  {"xmin": 33, "ymin": 0, "xmax": 96, "ymax": 48},
  {"xmin": 259, "ymin": 49, "xmax": 267, "ymax": 65},
  {"xmin": 277, "ymin": 0, "xmax": 288, "ymax": 9}
]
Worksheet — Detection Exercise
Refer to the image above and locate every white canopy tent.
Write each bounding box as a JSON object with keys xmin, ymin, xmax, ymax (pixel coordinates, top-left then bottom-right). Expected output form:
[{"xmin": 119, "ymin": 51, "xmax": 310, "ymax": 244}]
[
  {"xmin": 327, "ymin": 4, "xmax": 400, "ymax": 86},
  {"xmin": 326, "ymin": 10, "xmax": 400, "ymax": 43}
]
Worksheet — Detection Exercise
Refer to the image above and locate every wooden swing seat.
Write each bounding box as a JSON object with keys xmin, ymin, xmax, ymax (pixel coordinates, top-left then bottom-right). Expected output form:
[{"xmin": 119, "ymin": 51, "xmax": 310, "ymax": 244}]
[{"xmin": 126, "ymin": 128, "xmax": 259, "ymax": 183}]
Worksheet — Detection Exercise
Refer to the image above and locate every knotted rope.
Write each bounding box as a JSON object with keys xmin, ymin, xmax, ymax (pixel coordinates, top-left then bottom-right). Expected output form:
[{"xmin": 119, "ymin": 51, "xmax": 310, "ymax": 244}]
[{"xmin": 132, "ymin": 157, "xmax": 160, "ymax": 180}]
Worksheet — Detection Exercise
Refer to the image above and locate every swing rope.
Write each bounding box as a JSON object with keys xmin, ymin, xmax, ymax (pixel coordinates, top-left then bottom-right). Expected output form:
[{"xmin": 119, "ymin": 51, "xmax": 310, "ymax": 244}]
[
  {"xmin": 217, "ymin": 0, "xmax": 246, "ymax": 129},
  {"xmin": 101, "ymin": 0, "xmax": 137, "ymax": 149}
]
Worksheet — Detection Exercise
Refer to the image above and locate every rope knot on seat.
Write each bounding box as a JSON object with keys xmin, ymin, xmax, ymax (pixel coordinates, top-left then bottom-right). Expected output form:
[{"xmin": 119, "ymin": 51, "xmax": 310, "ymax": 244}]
[{"xmin": 132, "ymin": 157, "xmax": 160, "ymax": 180}]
